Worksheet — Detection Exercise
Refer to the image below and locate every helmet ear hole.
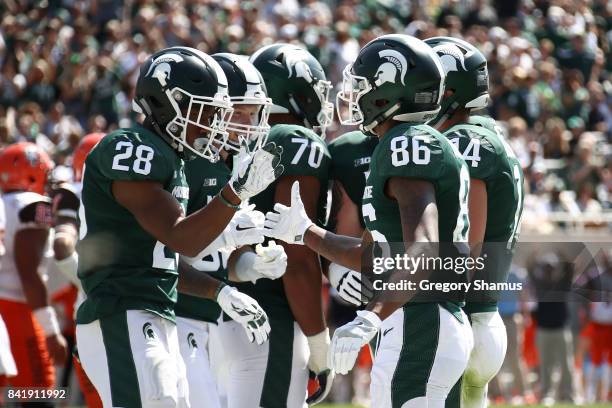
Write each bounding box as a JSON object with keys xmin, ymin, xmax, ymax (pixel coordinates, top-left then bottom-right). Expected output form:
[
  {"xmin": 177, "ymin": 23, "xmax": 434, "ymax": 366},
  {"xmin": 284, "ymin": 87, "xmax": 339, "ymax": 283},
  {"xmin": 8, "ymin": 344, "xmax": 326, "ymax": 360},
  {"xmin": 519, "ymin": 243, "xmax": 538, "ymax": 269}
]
[{"xmin": 374, "ymin": 99, "xmax": 389, "ymax": 107}]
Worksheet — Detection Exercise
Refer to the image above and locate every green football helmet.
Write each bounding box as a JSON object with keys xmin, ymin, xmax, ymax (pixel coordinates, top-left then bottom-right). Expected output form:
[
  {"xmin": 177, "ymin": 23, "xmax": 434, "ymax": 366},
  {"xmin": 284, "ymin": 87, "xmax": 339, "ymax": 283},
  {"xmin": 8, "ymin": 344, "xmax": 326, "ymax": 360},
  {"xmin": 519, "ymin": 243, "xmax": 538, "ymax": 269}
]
[
  {"xmin": 249, "ymin": 43, "xmax": 333, "ymax": 137},
  {"xmin": 212, "ymin": 53, "xmax": 272, "ymax": 153},
  {"xmin": 336, "ymin": 34, "xmax": 445, "ymax": 136},
  {"xmin": 134, "ymin": 46, "xmax": 233, "ymax": 161},
  {"xmin": 424, "ymin": 37, "xmax": 489, "ymax": 127}
]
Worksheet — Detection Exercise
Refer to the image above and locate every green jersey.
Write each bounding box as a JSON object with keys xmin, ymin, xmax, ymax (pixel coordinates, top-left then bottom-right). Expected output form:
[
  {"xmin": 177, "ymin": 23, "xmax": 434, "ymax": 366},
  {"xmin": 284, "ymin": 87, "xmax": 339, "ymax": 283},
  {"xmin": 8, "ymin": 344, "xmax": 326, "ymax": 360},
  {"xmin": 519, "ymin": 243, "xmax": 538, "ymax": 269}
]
[
  {"xmin": 235, "ymin": 124, "xmax": 331, "ymax": 319},
  {"xmin": 174, "ymin": 157, "xmax": 231, "ymax": 323},
  {"xmin": 76, "ymin": 126, "xmax": 189, "ymax": 324},
  {"xmin": 328, "ymin": 131, "xmax": 378, "ymax": 229},
  {"xmin": 468, "ymin": 115, "xmax": 505, "ymax": 138},
  {"xmin": 444, "ymin": 120, "xmax": 524, "ymax": 313},
  {"xmin": 363, "ymin": 123, "xmax": 470, "ymax": 308}
]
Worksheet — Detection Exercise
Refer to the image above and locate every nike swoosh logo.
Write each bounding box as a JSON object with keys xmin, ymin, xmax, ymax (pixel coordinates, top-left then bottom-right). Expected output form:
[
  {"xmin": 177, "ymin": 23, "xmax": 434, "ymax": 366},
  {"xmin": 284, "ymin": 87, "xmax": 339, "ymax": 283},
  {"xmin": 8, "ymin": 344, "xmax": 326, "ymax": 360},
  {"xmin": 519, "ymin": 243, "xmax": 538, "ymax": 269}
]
[
  {"xmin": 236, "ymin": 225, "xmax": 255, "ymax": 231},
  {"xmin": 383, "ymin": 328, "xmax": 393, "ymax": 336}
]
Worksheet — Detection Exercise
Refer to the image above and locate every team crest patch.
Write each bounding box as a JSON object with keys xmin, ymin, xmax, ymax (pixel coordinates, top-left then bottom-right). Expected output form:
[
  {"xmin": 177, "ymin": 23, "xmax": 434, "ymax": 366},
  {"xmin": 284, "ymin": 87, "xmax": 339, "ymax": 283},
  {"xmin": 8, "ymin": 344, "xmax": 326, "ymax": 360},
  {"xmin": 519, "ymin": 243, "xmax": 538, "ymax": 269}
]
[
  {"xmin": 142, "ymin": 322, "xmax": 155, "ymax": 340},
  {"xmin": 187, "ymin": 332, "xmax": 198, "ymax": 349},
  {"xmin": 374, "ymin": 49, "xmax": 408, "ymax": 86}
]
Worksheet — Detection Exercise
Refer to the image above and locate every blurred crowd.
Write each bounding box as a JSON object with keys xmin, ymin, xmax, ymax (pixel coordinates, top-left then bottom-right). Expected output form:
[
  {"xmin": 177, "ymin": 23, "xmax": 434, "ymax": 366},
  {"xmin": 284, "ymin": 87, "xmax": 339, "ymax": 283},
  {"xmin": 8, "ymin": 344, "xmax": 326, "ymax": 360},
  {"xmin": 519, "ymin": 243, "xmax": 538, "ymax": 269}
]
[
  {"xmin": 0, "ymin": 0, "xmax": 611, "ymax": 233},
  {"xmin": 0, "ymin": 1, "xmax": 611, "ymax": 406}
]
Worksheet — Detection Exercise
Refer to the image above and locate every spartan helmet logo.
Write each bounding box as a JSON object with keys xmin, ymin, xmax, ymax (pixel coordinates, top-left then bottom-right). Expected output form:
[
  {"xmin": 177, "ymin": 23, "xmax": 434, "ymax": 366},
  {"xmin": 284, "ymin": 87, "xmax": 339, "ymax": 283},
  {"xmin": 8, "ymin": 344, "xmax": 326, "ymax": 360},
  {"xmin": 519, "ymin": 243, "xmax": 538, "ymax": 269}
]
[
  {"xmin": 284, "ymin": 49, "xmax": 314, "ymax": 83},
  {"xmin": 433, "ymin": 44, "xmax": 467, "ymax": 74},
  {"xmin": 187, "ymin": 333, "xmax": 198, "ymax": 349},
  {"xmin": 145, "ymin": 53, "xmax": 184, "ymax": 87},
  {"xmin": 374, "ymin": 49, "xmax": 408, "ymax": 87},
  {"xmin": 142, "ymin": 322, "xmax": 155, "ymax": 340}
]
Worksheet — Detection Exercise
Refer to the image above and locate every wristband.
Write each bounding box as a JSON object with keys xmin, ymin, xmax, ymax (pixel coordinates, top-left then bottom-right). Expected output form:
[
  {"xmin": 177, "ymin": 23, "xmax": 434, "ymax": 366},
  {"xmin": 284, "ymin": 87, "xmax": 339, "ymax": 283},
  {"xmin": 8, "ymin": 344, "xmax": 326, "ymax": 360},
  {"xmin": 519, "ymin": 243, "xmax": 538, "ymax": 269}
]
[
  {"xmin": 33, "ymin": 306, "xmax": 61, "ymax": 336},
  {"xmin": 218, "ymin": 190, "xmax": 241, "ymax": 210},
  {"xmin": 214, "ymin": 282, "xmax": 228, "ymax": 301}
]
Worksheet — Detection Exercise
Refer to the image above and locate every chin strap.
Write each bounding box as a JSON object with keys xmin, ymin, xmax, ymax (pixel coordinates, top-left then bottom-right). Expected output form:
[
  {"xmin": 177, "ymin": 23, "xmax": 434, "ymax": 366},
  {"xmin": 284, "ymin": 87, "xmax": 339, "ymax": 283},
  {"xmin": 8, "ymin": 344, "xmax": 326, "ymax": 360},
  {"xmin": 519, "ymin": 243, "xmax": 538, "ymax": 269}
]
[
  {"xmin": 361, "ymin": 103, "xmax": 401, "ymax": 136},
  {"xmin": 428, "ymin": 100, "xmax": 460, "ymax": 129},
  {"xmin": 288, "ymin": 94, "xmax": 312, "ymax": 129}
]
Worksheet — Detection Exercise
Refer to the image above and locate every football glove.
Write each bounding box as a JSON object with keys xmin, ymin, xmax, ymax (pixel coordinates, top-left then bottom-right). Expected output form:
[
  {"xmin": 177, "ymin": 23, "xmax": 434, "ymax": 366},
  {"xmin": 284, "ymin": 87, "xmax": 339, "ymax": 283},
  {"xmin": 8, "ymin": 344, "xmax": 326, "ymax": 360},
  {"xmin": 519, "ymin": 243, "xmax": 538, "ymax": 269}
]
[
  {"xmin": 328, "ymin": 263, "xmax": 373, "ymax": 307},
  {"xmin": 235, "ymin": 241, "xmax": 288, "ymax": 283},
  {"xmin": 306, "ymin": 328, "xmax": 335, "ymax": 405},
  {"xmin": 183, "ymin": 204, "xmax": 265, "ymax": 265},
  {"xmin": 230, "ymin": 143, "xmax": 284, "ymax": 201},
  {"xmin": 329, "ymin": 310, "xmax": 381, "ymax": 375},
  {"xmin": 216, "ymin": 285, "xmax": 271, "ymax": 345},
  {"xmin": 264, "ymin": 181, "xmax": 313, "ymax": 245},
  {"xmin": 223, "ymin": 204, "xmax": 265, "ymax": 249}
]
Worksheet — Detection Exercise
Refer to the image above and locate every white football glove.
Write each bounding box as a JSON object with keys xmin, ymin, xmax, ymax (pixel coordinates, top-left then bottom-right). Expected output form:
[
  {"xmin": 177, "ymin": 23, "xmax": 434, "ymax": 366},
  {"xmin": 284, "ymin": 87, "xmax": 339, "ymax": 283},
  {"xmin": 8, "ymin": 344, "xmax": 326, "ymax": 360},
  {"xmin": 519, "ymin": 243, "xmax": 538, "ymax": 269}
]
[
  {"xmin": 230, "ymin": 143, "xmax": 284, "ymax": 201},
  {"xmin": 235, "ymin": 241, "xmax": 288, "ymax": 283},
  {"xmin": 183, "ymin": 205, "xmax": 265, "ymax": 265},
  {"xmin": 216, "ymin": 285, "xmax": 271, "ymax": 345},
  {"xmin": 264, "ymin": 181, "xmax": 313, "ymax": 245},
  {"xmin": 224, "ymin": 204, "xmax": 265, "ymax": 249},
  {"xmin": 328, "ymin": 263, "xmax": 373, "ymax": 306},
  {"xmin": 306, "ymin": 329, "xmax": 335, "ymax": 405},
  {"xmin": 329, "ymin": 310, "xmax": 381, "ymax": 375}
]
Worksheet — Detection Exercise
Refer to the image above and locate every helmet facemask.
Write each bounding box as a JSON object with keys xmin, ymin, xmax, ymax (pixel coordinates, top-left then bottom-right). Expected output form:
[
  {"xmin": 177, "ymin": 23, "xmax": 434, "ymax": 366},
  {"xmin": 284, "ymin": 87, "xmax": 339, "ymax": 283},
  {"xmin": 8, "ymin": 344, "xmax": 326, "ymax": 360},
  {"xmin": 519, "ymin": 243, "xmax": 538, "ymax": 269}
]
[
  {"xmin": 223, "ymin": 93, "xmax": 272, "ymax": 154},
  {"xmin": 164, "ymin": 87, "xmax": 234, "ymax": 162},
  {"xmin": 313, "ymin": 78, "xmax": 334, "ymax": 138},
  {"xmin": 336, "ymin": 64, "xmax": 371, "ymax": 126}
]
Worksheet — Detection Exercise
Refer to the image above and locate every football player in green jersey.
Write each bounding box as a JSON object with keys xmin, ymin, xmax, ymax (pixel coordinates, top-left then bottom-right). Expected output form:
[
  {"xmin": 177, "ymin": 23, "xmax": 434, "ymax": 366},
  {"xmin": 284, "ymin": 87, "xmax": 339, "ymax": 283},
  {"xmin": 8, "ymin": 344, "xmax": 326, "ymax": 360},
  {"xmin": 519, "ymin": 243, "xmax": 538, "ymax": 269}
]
[
  {"xmin": 425, "ymin": 37, "xmax": 524, "ymax": 408},
  {"xmin": 75, "ymin": 47, "xmax": 284, "ymax": 408},
  {"xmin": 175, "ymin": 53, "xmax": 289, "ymax": 408},
  {"xmin": 264, "ymin": 34, "xmax": 474, "ymax": 408},
  {"xmin": 326, "ymin": 130, "xmax": 378, "ymax": 404},
  {"xmin": 327, "ymin": 131, "xmax": 377, "ymax": 306},
  {"xmin": 213, "ymin": 43, "xmax": 334, "ymax": 408}
]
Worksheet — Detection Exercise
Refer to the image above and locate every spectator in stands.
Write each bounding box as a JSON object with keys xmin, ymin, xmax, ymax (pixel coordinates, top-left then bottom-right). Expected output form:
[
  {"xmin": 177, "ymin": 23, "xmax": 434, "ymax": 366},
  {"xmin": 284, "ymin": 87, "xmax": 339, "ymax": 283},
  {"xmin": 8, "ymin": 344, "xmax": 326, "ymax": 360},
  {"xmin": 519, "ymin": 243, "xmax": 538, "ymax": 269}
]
[{"xmin": 530, "ymin": 252, "xmax": 577, "ymax": 404}]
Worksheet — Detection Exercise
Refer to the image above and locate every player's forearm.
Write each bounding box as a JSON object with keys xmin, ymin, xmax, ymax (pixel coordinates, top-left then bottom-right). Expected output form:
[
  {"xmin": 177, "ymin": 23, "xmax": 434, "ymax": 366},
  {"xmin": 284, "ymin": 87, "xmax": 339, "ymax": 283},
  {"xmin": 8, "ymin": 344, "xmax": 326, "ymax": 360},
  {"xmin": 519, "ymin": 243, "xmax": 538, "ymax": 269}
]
[
  {"xmin": 304, "ymin": 225, "xmax": 364, "ymax": 272},
  {"xmin": 15, "ymin": 229, "xmax": 50, "ymax": 309},
  {"xmin": 177, "ymin": 261, "xmax": 224, "ymax": 300},
  {"xmin": 53, "ymin": 221, "xmax": 78, "ymax": 260},
  {"xmin": 227, "ymin": 246, "xmax": 252, "ymax": 282},
  {"xmin": 16, "ymin": 255, "xmax": 49, "ymax": 310},
  {"xmin": 171, "ymin": 185, "xmax": 240, "ymax": 257},
  {"xmin": 283, "ymin": 258, "xmax": 325, "ymax": 335}
]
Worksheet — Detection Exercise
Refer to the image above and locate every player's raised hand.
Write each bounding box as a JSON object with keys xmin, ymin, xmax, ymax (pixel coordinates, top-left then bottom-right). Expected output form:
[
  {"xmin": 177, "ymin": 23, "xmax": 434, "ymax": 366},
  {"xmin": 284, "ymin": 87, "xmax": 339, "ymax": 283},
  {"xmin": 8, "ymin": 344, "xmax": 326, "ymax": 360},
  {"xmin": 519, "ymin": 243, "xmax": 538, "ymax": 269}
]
[
  {"xmin": 263, "ymin": 181, "xmax": 314, "ymax": 245},
  {"xmin": 230, "ymin": 143, "xmax": 284, "ymax": 201},
  {"xmin": 216, "ymin": 285, "xmax": 271, "ymax": 345},
  {"xmin": 329, "ymin": 311, "xmax": 381, "ymax": 375}
]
